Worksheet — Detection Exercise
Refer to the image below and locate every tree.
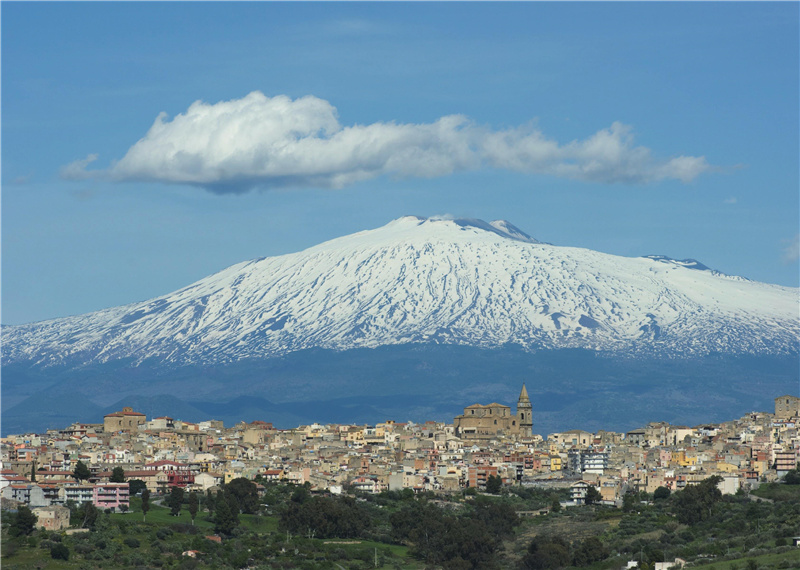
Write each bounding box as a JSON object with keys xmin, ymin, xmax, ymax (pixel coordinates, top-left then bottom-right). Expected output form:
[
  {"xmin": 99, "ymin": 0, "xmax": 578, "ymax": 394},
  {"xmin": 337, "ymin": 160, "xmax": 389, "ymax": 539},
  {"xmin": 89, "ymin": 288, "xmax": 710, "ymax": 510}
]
[
  {"xmin": 485, "ymin": 474, "xmax": 503, "ymax": 494},
  {"xmin": 673, "ymin": 476, "xmax": 722, "ymax": 525},
  {"xmin": 206, "ymin": 489, "xmax": 215, "ymax": 514},
  {"xmin": 584, "ymin": 486, "xmax": 602, "ymax": 505},
  {"xmin": 622, "ymin": 492, "xmax": 638, "ymax": 513},
  {"xmin": 550, "ymin": 496, "xmax": 562, "ymax": 513},
  {"xmin": 521, "ymin": 536, "xmax": 571, "ymax": 570},
  {"xmin": 291, "ymin": 483, "xmax": 311, "ymax": 504},
  {"xmin": 653, "ymin": 486, "xmax": 671, "ymax": 500},
  {"xmin": 783, "ymin": 464, "xmax": 800, "ymax": 485},
  {"xmin": 141, "ymin": 489, "xmax": 151, "ymax": 522},
  {"xmin": 167, "ymin": 486, "xmax": 185, "ymax": 516},
  {"xmin": 225, "ymin": 477, "xmax": 259, "ymax": 514},
  {"xmin": 30, "ymin": 461, "xmax": 37, "ymax": 482},
  {"xmin": 73, "ymin": 460, "xmax": 91, "ymax": 482},
  {"xmin": 188, "ymin": 491, "xmax": 199, "ymax": 525},
  {"xmin": 10, "ymin": 505, "xmax": 38, "ymax": 537},
  {"xmin": 110, "ymin": 466, "xmax": 126, "ymax": 483},
  {"xmin": 572, "ymin": 536, "xmax": 610, "ymax": 567},
  {"xmin": 50, "ymin": 543, "xmax": 70, "ymax": 561},
  {"xmin": 214, "ymin": 492, "xmax": 239, "ymax": 536},
  {"xmin": 128, "ymin": 479, "xmax": 147, "ymax": 495},
  {"xmin": 79, "ymin": 502, "xmax": 98, "ymax": 529}
]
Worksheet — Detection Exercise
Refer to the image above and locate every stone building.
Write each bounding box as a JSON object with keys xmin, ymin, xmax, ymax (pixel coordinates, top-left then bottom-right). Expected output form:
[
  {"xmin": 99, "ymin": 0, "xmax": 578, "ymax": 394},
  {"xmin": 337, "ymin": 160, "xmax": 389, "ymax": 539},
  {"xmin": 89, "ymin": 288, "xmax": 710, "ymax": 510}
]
[
  {"xmin": 775, "ymin": 395, "xmax": 800, "ymax": 419},
  {"xmin": 103, "ymin": 407, "xmax": 146, "ymax": 433},
  {"xmin": 453, "ymin": 385, "xmax": 533, "ymax": 441},
  {"xmin": 33, "ymin": 505, "xmax": 70, "ymax": 531}
]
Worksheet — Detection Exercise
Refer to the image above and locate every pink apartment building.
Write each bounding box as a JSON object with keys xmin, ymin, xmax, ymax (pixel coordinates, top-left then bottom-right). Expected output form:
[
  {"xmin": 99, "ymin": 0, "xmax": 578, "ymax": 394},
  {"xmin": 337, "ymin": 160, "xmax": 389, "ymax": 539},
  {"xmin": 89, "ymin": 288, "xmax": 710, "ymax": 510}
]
[{"xmin": 92, "ymin": 482, "xmax": 130, "ymax": 511}]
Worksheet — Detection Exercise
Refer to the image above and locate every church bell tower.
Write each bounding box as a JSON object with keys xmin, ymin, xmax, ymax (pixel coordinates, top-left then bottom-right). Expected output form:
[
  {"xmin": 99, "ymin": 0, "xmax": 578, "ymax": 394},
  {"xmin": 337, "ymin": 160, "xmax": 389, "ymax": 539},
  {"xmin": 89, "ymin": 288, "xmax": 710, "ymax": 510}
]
[{"xmin": 517, "ymin": 384, "xmax": 533, "ymax": 437}]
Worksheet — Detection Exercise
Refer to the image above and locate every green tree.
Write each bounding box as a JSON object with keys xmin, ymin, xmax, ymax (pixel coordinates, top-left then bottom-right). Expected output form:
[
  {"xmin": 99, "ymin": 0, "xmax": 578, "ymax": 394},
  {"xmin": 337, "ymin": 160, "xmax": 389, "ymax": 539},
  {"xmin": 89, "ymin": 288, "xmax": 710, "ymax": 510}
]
[
  {"xmin": 653, "ymin": 486, "xmax": 671, "ymax": 500},
  {"xmin": 30, "ymin": 461, "xmax": 37, "ymax": 482},
  {"xmin": 188, "ymin": 491, "xmax": 199, "ymax": 525},
  {"xmin": 622, "ymin": 491, "xmax": 638, "ymax": 513},
  {"xmin": 485, "ymin": 474, "xmax": 503, "ymax": 494},
  {"xmin": 79, "ymin": 502, "xmax": 98, "ymax": 529},
  {"xmin": 167, "ymin": 486, "xmax": 185, "ymax": 516},
  {"xmin": 521, "ymin": 536, "xmax": 571, "ymax": 569},
  {"xmin": 73, "ymin": 460, "xmax": 91, "ymax": 482},
  {"xmin": 110, "ymin": 466, "xmax": 126, "ymax": 483},
  {"xmin": 128, "ymin": 479, "xmax": 147, "ymax": 495},
  {"xmin": 225, "ymin": 477, "xmax": 259, "ymax": 514},
  {"xmin": 673, "ymin": 476, "xmax": 723, "ymax": 525},
  {"xmin": 783, "ymin": 465, "xmax": 800, "ymax": 485},
  {"xmin": 206, "ymin": 489, "xmax": 215, "ymax": 514},
  {"xmin": 141, "ymin": 489, "xmax": 150, "ymax": 522},
  {"xmin": 10, "ymin": 505, "xmax": 38, "ymax": 536},
  {"xmin": 550, "ymin": 496, "xmax": 562, "ymax": 513},
  {"xmin": 291, "ymin": 483, "xmax": 311, "ymax": 504},
  {"xmin": 471, "ymin": 496, "xmax": 519, "ymax": 538},
  {"xmin": 584, "ymin": 486, "xmax": 602, "ymax": 505},
  {"xmin": 50, "ymin": 543, "xmax": 70, "ymax": 561},
  {"xmin": 572, "ymin": 536, "xmax": 610, "ymax": 567},
  {"xmin": 214, "ymin": 492, "xmax": 239, "ymax": 536}
]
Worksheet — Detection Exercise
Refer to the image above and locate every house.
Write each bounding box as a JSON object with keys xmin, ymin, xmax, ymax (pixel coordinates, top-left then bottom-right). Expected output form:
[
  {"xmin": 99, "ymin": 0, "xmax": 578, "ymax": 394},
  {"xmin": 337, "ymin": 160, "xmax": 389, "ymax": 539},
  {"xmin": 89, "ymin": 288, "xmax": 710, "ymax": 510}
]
[
  {"xmin": 193, "ymin": 472, "xmax": 224, "ymax": 491},
  {"xmin": 775, "ymin": 396, "xmax": 800, "ymax": 419},
  {"xmin": 104, "ymin": 407, "xmax": 146, "ymax": 433},
  {"xmin": 774, "ymin": 449, "xmax": 798, "ymax": 471},
  {"xmin": 60, "ymin": 484, "xmax": 94, "ymax": 505},
  {"xmin": 568, "ymin": 480, "xmax": 599, "ymax": 505},
  {"xmin": 551, "ymin": 430, "xmax": 595, "ymax": 448},
  {"xmin": 93, "ymin": 482, "xmax": 130, "ymax": 512},
  {"xmin": 33, "ymin": 505, "xmax": 71, "ymax": 531},
  {"xmin": 467, "ymin": 465, "xmax": 499, "ymax": 489},
  {"xmin": 1, "ymin": 484, "xmax": 49, "ymax": 507}
]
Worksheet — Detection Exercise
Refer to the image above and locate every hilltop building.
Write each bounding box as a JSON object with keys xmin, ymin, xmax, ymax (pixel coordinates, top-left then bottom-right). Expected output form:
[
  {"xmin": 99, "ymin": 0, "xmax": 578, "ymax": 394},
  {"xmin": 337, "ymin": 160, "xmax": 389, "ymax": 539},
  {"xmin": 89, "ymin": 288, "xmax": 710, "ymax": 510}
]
[
  {"xmin": 103, "ymin": 407, "xmax": 146, "ymax": 433},
  {"xmin": 775, "ymin": 395, "xmax": 800, "ymax": 419},
  {"xmin": 453, "ymin": 385, "xmax": 533, "ymax": 441}
]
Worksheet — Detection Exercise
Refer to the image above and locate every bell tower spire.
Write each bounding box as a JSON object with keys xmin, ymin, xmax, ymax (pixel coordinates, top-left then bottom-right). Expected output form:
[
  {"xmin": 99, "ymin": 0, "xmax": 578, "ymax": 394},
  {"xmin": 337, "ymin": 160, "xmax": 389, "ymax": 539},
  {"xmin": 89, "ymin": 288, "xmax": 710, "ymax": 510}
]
[{"xmin": 517, "ymin": 384, "xmax": 533, "ymax": 437}]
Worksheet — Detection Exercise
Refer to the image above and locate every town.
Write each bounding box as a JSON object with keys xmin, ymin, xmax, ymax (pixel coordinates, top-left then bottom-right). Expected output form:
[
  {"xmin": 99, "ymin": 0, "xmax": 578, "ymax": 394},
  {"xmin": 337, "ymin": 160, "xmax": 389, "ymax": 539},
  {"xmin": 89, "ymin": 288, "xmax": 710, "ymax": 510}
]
[{"xmin": 3, "ymin": 388, "xmax": 799, "ymax": 524}]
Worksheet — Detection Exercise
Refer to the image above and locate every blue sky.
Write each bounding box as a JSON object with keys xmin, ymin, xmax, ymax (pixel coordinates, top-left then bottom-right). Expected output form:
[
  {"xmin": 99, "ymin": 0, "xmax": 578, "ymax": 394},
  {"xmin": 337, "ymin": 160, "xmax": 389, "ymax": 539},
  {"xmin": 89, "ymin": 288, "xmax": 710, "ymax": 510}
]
[{"xmin": 2, "ymin": 2, "xmax": 798, "ymax": 325}]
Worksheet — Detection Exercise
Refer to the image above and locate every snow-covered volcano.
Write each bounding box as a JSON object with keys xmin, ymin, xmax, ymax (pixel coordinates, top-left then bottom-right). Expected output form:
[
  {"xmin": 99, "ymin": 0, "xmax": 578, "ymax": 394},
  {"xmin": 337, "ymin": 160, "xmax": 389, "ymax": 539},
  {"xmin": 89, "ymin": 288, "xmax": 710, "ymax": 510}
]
[{"xmin": 4, "ymin": 216, "xmax": 798, "ymax": 368}]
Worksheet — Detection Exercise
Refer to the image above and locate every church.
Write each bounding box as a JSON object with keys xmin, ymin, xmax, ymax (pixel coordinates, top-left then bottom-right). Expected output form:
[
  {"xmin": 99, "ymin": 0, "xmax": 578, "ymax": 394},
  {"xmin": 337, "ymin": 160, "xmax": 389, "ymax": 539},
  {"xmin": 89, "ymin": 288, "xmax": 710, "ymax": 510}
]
[{"xmin": 453, "ymin": 385, "xmax": 533, "ymax": 441}]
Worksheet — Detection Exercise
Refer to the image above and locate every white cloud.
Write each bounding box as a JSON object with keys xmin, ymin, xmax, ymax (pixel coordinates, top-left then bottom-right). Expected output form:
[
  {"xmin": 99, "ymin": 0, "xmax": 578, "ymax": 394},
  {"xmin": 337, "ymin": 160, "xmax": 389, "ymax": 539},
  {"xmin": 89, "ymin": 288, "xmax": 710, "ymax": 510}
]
[
  {"xmin": 63, "ymin": 92, "xmax": 714, "ymax": 193},
  {"xmin": 782, "ymin": 234, "xmax": 800, "ymax": 263},
  {"xmin": 723, "ymin": 197, "xmax": 738, "ymax": 204}
]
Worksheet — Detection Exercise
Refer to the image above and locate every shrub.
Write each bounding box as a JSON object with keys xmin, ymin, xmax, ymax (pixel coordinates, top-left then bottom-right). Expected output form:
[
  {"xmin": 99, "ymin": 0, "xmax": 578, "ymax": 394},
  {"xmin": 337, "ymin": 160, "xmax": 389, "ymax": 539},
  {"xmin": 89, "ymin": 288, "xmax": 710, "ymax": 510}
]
[
  {"xmin": 124, "ymin": 537, "xmax": 141, "ymax": 548},
  {"xmin": 50, "ymin": 542, "xmax": 70, "ymax": 561}
]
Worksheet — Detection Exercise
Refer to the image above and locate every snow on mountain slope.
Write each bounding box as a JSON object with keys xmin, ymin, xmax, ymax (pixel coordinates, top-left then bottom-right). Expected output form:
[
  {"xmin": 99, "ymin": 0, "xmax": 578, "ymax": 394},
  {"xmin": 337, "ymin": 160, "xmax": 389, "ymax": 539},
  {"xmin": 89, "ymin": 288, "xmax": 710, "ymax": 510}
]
[{"xmin": 3, "ymin": 216, "xmax": 798, "ymax": 367}]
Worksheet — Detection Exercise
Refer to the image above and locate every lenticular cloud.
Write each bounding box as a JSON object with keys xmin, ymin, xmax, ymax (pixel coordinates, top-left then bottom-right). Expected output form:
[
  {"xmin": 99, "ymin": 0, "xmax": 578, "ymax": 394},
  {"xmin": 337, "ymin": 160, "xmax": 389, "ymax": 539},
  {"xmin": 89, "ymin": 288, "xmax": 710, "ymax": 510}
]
[{"xmin": 63, "ymin": 91, "xmax": 712, "ymax": 192}]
